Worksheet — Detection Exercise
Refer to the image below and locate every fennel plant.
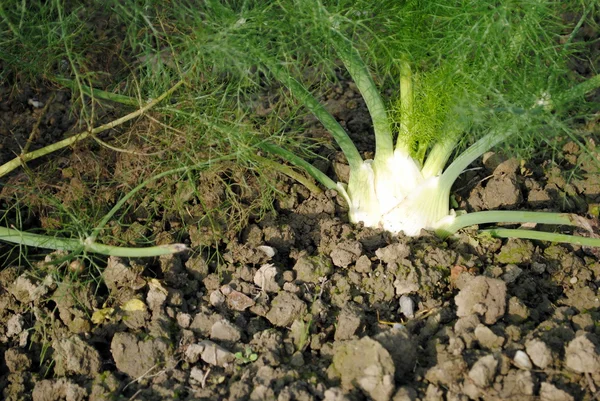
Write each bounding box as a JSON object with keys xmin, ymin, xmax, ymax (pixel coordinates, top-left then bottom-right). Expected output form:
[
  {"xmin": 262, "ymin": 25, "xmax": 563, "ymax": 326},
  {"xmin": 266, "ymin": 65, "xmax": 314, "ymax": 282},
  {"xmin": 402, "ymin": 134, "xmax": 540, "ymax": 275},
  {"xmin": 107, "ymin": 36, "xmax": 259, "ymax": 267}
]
[{"xmin": 232, "ymin": 0, "xmax": 600, "ymax": 245}]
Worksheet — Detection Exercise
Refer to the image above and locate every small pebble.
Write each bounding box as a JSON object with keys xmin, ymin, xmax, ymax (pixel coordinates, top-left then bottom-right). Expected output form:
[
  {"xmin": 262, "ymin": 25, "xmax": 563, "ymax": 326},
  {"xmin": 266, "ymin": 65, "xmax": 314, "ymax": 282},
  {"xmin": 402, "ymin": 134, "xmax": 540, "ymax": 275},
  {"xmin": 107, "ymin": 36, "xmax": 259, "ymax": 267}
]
[
  {"xmin": 569, "ymin": 277, "xmax": 578, "ymax": 285},
  {"xmin": 531, "ymin": 262, "xmax": 546, "ymax": 274},
  {"xmin": 501, "ymin": 264, "xmax": 522, "ymax": 284},
  {"xmin": 399, "ymin": 295, "xmax": 415, "ymax": 319},
  {"xmin": 257, "ymin": 245, "xmax": 276, "ymax": 258},
  {"xmin": 28, "ymin": 99, "xmax": 44, "ymax": 108},
  {"xmin": 514, "ymin": 350, "xmax": 532, "ymax": 370},
  {"xmin": 176, "ymin": 313, "xmax": 192, "ymax": 328},
  {"xmin": 209, "ymin": 290, "xmax": 226, "ymax": 307},
  {"xmin": 190, "ymin": 366, "xmax": 205, "ymax": 383}
]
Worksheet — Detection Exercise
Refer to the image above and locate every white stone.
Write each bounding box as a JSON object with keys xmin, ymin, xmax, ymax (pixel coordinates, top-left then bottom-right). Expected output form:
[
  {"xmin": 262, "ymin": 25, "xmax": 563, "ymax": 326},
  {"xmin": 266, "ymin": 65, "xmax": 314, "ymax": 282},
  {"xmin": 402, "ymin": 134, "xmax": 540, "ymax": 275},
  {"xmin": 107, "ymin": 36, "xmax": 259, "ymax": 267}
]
[
  {"xmin": 514, "ymin": 350, "xmax": 532, "ymax": 370},
  {"xmin": 399, "ymin": 295, "xmax": 415, "ymax": 319}
]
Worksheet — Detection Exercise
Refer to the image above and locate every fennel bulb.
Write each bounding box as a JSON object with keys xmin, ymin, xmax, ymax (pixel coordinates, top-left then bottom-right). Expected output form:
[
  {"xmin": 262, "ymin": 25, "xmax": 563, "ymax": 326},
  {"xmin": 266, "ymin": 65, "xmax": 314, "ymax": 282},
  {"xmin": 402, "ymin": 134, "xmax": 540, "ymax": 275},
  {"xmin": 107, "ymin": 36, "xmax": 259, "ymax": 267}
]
[{"xmin": 340, "ymin": 149, "xmax": 451, "ymax": 236}]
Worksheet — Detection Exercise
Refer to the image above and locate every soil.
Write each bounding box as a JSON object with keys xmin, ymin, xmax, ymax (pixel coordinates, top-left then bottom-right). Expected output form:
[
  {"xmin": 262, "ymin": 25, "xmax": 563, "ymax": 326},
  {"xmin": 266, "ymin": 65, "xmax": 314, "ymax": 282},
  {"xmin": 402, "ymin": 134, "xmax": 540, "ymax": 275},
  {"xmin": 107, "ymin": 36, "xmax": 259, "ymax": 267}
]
[{"xmin": 2, "ymin": 47, "xmax": 600, "ymax": 401}]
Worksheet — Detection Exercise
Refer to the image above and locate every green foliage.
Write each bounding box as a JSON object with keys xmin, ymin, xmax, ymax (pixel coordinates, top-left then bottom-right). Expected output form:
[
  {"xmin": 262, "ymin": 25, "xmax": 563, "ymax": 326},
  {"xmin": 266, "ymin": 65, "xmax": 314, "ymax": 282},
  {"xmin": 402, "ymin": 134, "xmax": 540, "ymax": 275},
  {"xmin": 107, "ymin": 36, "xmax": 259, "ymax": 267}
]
[{"xmin": 4, "ymin": 0, "xmax": 596, "ymax": 157}]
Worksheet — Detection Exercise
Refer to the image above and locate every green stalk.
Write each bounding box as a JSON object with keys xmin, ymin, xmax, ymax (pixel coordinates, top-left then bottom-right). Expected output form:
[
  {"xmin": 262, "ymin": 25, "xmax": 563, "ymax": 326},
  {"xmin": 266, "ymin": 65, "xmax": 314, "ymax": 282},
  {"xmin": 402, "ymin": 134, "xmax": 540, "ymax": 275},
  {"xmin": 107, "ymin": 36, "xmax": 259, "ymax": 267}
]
[
  {"xmin": 330, "ymin": 33, "xmax": 395, "ymax": 162},
  {"xmin": 5, "ymin": 154, "xmax": 236, "ymax": 255},
  {"xmin": 435, "ymin": 210, "xmax": 585, "ymax": 238},
  {"xmin": 265, "ymin": 60, "xmax": 363, "ymax": 172},
  {"xmin": 439, "ymin": 129, "xmax": 515, "ymax": 193},
  {"xmin": 0, "ymin": 226, "xmax": 186, "ymax": 257},
  {"xmin": 421, "ymin": 135, "xmax": 460, "ymax": 179},
  {"xmin": 434, "ymin": 73, "xmax": 600, "ymax": 207},
  {"xmin": 484, "ymin": 228, "xmax": 600, "ymax": 247},
  {"xmin": 396, "ymin": 59, "xmax": 413, "ymax": 155}
]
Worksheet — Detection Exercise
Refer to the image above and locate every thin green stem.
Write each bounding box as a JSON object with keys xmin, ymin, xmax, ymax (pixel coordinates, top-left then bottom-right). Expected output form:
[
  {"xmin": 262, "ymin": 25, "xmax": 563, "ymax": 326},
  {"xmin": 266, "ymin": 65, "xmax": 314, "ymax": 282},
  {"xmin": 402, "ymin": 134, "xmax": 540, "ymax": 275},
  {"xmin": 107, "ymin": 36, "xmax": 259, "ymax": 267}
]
[
  {"xmin": 435, "ymin": 210, "xmax": 583, "ymax": 238},
  {"xmin": 85, "ymin": 241, "xmax": 187, "ymax": 257},
  {"xmin": 56, "ymin": 0, "xmax": 93, "ymax": 129},
  {"xmin": 54, "ymin": 77, "xmax": 141, "ymax": 106},
  {"xmin": 561, "ymin": 6, "xmax": 591, "ymax": 50},
  {"xmin": 258, "ymin": 142, "xmax": 337, "ymax": 191},
  {"xmin": 0, "ymin": 131, "xmax": 92, "ymax": 178},
  {"xmin": 252, "ymin": 153, "xmax": 323, "ymax": 194},
  {"xmin": 0, "ymin": 226, "xmax": 186, "ymax": 257},
  {"xmin": 434, "ymin": 73, "xmax": 600, "ymax": 194},
  {"xmin": 167, "ymin": 109, "xmax": 335, "ymax": 192},
  {"xmin": 484, "ymin": 228, "xmax": 600, "ymax": 247},
  {"xmin": 265, "ymin": 60, "xmax": 363, "ymax": 171}
]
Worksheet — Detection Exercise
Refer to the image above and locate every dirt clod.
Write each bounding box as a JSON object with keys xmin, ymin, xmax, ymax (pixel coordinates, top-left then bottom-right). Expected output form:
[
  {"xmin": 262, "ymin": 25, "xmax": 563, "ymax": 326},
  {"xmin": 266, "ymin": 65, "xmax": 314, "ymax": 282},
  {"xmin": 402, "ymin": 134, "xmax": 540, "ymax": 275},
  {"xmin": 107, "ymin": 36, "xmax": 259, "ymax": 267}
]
[
  {"xmin": 334, "ymin": 302, "xmax": 364, "ymax": 341},
  {"xmin": 6, "ymin": 314, "xmax": 24, "ymax": 338},
  {"xmin": 525, "ymin": 339, "xmax": 553, "ymax": 369},
  {"xmin": 375, "ymin": 242, "xmax": 410, "ymax": 265},
  {"xmin": 330, "ymin": 336, "xmax": 396, "ymax": 401},
  {"xmin": 266, "ymin": 292, "xmax": 307, "ymax": 327},
  {"xmin": 474, "ymin": 324, "xmax": 505, "ymax": 349},
  {"xmin": 103, "ymin": 257, "xmax": 145, "ymax": 296},
  {"xmin": 224, "ymin": 286, "xmax": 256, "ymax": 311},
  {"xmin": 110, "ymin": 332, "xmax": 173, "ymax": 378},
  {"xmin": 373, "ymin": 327, "xmax": 417, "ymax": 379},
  {"xmin": 539, "ymin": 382, "xmax": 575, "ymax": 401},
  {"xmin": 4, "ymin": 349, "xmax": 31, "ymax": 372},
  {"xmin": 53, "ymin": 336, "xmax": 102, "ymax": 377},
  {"xmin": 330, "ymin": 240, "xmax": 363, "ymax": 268},
  {"xmin": 468, "ymin": 354, "xmax": 498, "ymax": 388},
  {"xmin": 254, "ymin": 263, "xmax": 281, "ymax": 293},
  {"xmin": 293, "ymin": 255, "xmax": 334, "ymax": 283},
  {"xmin": 455, "ymin": 276, "xmax": 507, "ymax": 325},
  {"xmin": 32, "ymin": 378, "xmax": 87, "ymax": 401},
  {"xmin": 210, "ymin": 319, "xmax": 242, "ymax": 342},
  {"xmin": 185, "ymin": 340, "xmax": 235, "ymax": 367},
  {"xmin": 564, "ymin": 334, "xmax": 600, "ymax": 373},
  {"xmin": 323, "ymin": 387, "xmax": 351, "ymax": 401},
  {"xmin": 9, "ymin": 274, "xmax": 53, "ymax": 304},
  {"xmin": 500, "ymin": 369, "xmax": 535, "ymax": 397}
]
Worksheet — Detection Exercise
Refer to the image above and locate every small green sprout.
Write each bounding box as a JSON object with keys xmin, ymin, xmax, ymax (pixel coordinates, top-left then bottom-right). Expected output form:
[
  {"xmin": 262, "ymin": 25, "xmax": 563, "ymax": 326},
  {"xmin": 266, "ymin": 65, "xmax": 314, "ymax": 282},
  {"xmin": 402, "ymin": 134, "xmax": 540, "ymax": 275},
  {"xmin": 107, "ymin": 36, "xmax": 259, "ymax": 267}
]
[{"xmin": 234, "ymin": 347, "xmax": 258, "ymax": 364}]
